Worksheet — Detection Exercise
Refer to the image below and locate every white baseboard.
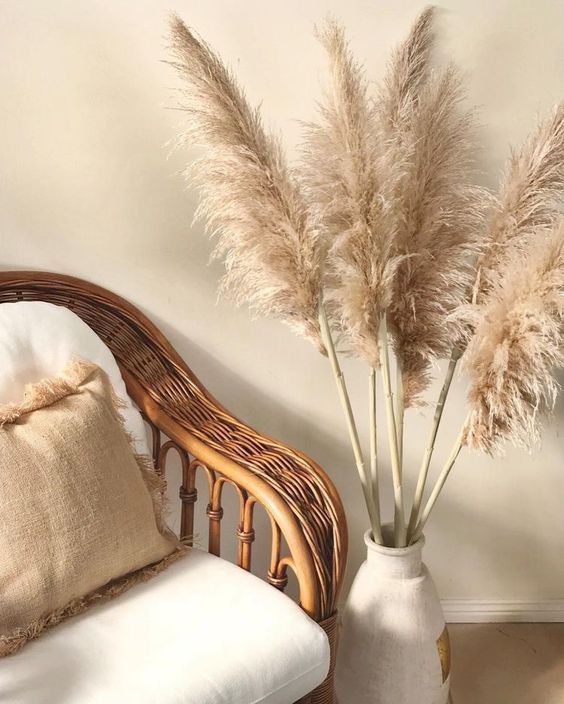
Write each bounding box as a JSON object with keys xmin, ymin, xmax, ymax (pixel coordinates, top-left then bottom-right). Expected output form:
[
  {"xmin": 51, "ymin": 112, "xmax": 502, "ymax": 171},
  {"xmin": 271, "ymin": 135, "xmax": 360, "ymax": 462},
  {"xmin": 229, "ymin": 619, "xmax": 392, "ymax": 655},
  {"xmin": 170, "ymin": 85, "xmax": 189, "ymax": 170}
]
[{"xmin": 441, "ymin": 599, "xmax": 564, "ymax": 623}]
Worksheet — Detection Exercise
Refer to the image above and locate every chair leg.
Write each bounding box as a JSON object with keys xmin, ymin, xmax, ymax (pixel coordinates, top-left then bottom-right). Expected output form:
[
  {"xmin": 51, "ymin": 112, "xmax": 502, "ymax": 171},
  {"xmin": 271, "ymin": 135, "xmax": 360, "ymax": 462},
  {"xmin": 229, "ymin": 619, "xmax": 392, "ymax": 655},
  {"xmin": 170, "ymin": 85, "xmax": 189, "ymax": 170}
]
[{"xmin": 309, "ymin": 612, "xmax": 339, "ymax": 704}]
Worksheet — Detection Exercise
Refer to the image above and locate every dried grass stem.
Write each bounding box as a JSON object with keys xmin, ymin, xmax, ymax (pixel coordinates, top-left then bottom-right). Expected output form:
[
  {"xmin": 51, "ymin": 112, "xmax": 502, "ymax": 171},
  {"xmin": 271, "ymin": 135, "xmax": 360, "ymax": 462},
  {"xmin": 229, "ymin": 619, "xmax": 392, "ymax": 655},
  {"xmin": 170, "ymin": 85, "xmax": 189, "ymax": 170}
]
[
  {"xmin": 377, "ymin": 314, "xmax": 407, "ymax": 547},
  {"xmin": 319, "ymin": 303, "xmax": 383, "ymax": 544}
]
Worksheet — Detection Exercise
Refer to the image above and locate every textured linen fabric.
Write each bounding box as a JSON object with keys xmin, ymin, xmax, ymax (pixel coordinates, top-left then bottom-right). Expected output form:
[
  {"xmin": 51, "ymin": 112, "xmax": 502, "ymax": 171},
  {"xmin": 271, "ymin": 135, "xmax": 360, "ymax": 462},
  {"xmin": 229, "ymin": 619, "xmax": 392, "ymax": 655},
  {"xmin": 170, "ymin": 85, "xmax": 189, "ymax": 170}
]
[
  {"xmin": 0, "ymin": 549, "xmax": 330, "ymax": 704},
  {"xmin": 0, "ymin": 301, "xmax": 150, "ymax": 454},
  {"xmin": 0, "ymin": 361, "xmax": 178, "ymax": 651}
]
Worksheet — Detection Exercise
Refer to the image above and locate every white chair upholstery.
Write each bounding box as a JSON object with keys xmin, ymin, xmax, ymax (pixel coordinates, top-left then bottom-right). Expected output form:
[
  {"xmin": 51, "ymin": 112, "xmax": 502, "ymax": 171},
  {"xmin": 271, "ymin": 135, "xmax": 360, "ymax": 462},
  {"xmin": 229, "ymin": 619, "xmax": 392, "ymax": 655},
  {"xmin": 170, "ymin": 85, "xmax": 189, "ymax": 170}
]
[
  {"xmin": 0, "ymin": 300, "xmax": 330, "ymax": 702},
  {"xmin": 0, "ymin": 550, "xmax": 330, "ymax": 704}
]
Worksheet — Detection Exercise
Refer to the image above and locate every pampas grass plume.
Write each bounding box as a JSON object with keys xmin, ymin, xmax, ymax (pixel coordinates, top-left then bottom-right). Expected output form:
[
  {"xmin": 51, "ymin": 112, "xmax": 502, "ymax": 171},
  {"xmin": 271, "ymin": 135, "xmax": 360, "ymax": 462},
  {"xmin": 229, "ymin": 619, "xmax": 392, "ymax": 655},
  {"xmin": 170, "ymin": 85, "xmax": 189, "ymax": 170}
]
[
  {"xmin": 301, "ymin": 18, "xmax": 401, "ymax": 367},
  {"xmin": 464, "ymin": 219, "xmax": 564, "ymax": 453},
  {"xmin": 169, "ymin": 15, "xmax": 325, "ymax": 351},
  {"xmin": 378, "ymin": 8, "xmax": 487, "ymax": 405},
  {"xmin": 475, "ymin": 102, "xmax": 564, "ymax": 301}
]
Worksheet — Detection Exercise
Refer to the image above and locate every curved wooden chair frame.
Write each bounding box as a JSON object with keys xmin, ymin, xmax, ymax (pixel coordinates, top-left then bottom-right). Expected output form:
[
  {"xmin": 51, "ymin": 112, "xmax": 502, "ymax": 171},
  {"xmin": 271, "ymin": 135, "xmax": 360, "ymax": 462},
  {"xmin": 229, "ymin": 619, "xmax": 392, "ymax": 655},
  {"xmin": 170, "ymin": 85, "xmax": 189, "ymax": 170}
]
[{"xmin": 0, "ymin": 271, "xmax": 347, "ymax": 704}]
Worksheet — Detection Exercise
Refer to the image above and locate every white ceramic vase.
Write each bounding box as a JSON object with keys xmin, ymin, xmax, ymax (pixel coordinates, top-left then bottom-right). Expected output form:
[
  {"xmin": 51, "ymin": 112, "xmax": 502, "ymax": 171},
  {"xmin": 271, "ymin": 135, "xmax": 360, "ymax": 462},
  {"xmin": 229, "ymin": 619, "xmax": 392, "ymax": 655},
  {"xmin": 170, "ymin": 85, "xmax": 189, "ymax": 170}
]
[{"xmin": 335, "ymin": 528, "xmax": 450, "ymax": 704}]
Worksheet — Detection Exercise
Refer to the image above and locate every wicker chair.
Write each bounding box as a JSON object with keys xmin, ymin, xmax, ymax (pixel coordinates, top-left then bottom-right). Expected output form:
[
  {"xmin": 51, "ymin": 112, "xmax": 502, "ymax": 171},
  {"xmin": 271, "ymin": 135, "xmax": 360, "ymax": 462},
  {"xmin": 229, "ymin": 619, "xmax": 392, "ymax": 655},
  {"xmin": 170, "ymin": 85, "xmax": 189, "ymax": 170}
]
[{"xmin": 0, "ymin": 270, "xmax": 347, "ymax": 704}]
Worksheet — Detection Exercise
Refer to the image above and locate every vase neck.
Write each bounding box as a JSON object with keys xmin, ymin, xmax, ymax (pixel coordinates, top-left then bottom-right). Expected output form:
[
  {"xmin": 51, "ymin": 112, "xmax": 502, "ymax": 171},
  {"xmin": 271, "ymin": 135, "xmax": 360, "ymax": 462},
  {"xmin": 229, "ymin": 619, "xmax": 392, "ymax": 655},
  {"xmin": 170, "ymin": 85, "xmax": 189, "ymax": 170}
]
[{"xmin": 364, "ymin": 529, "xmax": 423, "ymax": 579}]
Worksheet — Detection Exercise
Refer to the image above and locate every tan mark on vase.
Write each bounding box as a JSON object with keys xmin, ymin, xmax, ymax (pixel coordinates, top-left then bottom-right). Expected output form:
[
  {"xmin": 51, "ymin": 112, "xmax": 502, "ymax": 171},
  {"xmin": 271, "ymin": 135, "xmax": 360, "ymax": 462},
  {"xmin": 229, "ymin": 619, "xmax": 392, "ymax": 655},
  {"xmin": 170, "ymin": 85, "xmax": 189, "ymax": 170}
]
[{"xmin": 437, "ymin": 625, "xmax": 451, "ymax": 683}]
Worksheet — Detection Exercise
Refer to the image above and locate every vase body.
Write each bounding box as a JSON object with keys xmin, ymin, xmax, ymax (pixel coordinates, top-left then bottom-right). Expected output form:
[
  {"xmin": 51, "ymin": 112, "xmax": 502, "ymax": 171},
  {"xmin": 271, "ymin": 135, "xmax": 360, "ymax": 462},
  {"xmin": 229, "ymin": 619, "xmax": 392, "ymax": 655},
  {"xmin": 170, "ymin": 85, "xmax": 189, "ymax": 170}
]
[{"xmin": 335, "ymin": 529, "xmax": 450, "ymax": 704}]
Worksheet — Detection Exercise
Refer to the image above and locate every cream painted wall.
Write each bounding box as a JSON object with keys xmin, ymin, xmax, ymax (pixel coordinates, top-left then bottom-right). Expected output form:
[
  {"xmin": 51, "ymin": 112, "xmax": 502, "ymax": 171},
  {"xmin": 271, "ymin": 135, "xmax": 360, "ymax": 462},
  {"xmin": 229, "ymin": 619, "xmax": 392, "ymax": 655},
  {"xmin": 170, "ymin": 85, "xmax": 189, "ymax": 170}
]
[{"xmin": 2, "ymin": 0, "xmax": 564, "ymax": 604}]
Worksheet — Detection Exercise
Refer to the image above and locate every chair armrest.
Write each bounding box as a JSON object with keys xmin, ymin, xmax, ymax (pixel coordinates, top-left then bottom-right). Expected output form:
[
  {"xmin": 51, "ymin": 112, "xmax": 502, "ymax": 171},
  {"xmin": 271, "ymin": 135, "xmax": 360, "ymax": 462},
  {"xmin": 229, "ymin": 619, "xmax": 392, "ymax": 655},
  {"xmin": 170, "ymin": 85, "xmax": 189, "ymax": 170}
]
[{"xmin": 123, "ymin": 365, "xmax": 348, "ymax": 621}]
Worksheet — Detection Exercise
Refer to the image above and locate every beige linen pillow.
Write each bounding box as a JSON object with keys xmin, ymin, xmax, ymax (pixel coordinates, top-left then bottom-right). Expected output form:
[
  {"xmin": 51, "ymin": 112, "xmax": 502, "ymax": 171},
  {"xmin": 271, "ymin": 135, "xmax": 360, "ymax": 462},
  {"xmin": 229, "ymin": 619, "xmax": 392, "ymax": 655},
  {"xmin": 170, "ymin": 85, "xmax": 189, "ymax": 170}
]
[{"xmin": 0, "ymin": 360, "xmax": 183, "ymax": 656}]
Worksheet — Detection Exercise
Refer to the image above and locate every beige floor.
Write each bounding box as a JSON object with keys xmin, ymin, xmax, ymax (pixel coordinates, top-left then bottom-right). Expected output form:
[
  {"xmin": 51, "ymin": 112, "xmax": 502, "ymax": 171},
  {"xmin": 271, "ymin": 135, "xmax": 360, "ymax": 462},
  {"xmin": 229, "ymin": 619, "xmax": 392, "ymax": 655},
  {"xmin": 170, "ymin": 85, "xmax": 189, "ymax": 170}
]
[{"xmin": 449, "ymin": 624, "xmax": 564, "ymax": 704}]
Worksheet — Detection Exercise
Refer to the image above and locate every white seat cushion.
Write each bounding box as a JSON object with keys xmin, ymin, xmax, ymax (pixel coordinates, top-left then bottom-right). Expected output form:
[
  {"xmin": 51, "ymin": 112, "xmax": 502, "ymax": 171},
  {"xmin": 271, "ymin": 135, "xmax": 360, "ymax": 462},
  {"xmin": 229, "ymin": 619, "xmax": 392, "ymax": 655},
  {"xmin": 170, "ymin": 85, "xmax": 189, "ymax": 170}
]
[
  {"xmin": 0, "ymin": 301, "xmax": 149, "ymax": 454},
  {"xmin": 0, "ymin": 549, "xmax": 329, "ymax": 704}
]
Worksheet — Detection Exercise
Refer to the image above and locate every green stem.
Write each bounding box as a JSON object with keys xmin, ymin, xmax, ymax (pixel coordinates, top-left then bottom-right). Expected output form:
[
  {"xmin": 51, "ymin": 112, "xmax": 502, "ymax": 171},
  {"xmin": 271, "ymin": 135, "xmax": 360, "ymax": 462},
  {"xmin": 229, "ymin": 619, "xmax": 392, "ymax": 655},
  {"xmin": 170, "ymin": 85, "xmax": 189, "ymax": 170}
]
[
  {"xmin": 407, "ymin": 350, "xmax": 460, "ymax": 541},
  {"xmin": 410, "ymin": 415, "xmax": 469, "ymax": 544},
  {"xmin": 369, "ymin": 368, "xmax": 382, "ymax": 539},
  {"xmin": 377, "ymin": 314, "xmax": 406, "ymax": 547},
  {"xmin": 319, "ymin": 303, "xmax": 383, "ymax": 544},
  {"xmin": 396, "ymin": 359, "xmax": 404, "ymax": 472}
]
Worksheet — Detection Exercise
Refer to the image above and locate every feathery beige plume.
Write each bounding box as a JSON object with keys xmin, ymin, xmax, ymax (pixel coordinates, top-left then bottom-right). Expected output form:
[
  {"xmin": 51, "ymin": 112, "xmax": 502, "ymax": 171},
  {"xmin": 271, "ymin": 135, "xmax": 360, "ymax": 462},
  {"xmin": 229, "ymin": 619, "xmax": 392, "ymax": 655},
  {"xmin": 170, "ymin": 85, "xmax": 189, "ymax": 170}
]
[
  {"xmin": 379, "ymin": 11, "xmax": 486, "ymax": 405},
  {"xmin": 301, "ymin": 18, "xmax": 402, "ymax": 367},
  {"xmin": 169, "ymin": 15, "xmax": 325, "ymax": 351},
  {"xmin": 474, "ymin": 103, "xmax": 564, "ymax": 302},
  {"xmin": 378, "ymin": 5, "xmax": 435, "ymax": 134},
  {"xmin": 464, "ymin": 219, "xmax": 564, "ymax": 454}
]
